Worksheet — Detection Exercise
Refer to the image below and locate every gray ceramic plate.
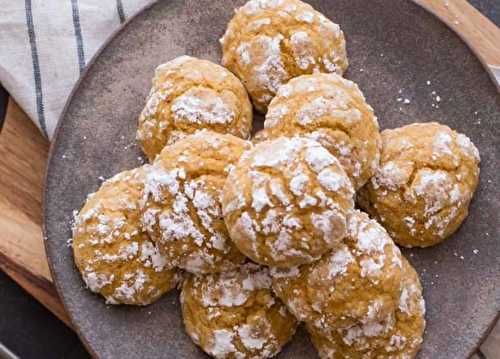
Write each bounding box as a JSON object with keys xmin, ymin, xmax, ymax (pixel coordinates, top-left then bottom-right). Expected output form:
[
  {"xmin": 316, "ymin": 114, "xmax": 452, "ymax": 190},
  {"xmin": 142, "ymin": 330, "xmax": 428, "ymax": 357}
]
[{"xmin": 44, "ymin": 0, "xmax": 500, "ymax": 358}]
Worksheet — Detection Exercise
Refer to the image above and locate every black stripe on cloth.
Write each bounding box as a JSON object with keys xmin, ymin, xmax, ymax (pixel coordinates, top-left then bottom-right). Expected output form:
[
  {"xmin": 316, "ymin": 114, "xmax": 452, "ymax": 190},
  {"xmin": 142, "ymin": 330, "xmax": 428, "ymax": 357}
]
[
  {"xmin": 0, "ymin": 84, "xmax": 7, "ymax": 132},
  {"xmin": 25, "ymin": 0, "xmax": 48, "ymax": 137},
  {"xmin": 116, "ymin": 0, "xmax": 126, "ymax": 24},
  {"xmin": 71, "ymin": 0, "xmax": 86, "ymax": 74}
]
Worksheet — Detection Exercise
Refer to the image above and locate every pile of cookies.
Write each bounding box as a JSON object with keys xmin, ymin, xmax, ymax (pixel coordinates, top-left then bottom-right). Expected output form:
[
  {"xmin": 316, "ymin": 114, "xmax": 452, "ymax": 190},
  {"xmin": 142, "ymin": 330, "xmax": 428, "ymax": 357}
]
[{"xmin": 72, "ymin": 0, "xmax": 480, "ymax": 358}]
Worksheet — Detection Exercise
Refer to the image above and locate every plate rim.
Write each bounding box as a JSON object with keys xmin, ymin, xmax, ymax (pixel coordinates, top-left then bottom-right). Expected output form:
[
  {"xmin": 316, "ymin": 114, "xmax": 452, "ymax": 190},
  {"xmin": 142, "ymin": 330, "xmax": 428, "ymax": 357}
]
[{"xmin": 41, "ymin": 1, "xmax": 500, "ymax": 357}]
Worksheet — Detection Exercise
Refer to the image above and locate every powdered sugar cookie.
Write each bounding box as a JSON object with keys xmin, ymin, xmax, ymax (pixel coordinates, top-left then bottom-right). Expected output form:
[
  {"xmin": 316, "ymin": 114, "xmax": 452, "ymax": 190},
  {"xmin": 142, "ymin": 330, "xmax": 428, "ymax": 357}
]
[
  {"xmin": 72, "ymin": 167, "xmax": 180, "ymax": 305},
  {"xmin": 137, "ymin": 56, "xmax": 252, "ymax": 161},
  {"xmin": 141, "ymin": 130, "xmax": 252, "ymax": 274},
  {"xmin": 358, "ymin": 122, "xmax": 480, "ymax": 247},
  {"xmin": 220, "ymin": 0, "xmax": 348, "ymax": 112},
  {"xmin": 307, "ymin": 257, "xmax": 425, "ymax": 359},
  {"xmin": 181, "ymin": 263, "xmax": 297, "ymax": 359},
  {"xmin": 271, "ymin": 210, "xmax": 404, "ymax": 331},
  {"xmin": 259, "ymin": 73, "xmax": 381, "ymax": 190},
  {"xmin": 222, "ymin": 137, "xmax": 355, "ymax": 268}
]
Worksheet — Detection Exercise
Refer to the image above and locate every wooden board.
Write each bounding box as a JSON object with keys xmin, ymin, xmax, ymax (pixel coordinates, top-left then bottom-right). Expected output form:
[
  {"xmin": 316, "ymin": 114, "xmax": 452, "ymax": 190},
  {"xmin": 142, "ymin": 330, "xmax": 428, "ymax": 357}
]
[
  {"xmin": 0, "ymin": 99, "xmax": 70, "ymax": 326},
  {"xmin": 0, "ymin": 0, "xmax": 498, "ymax": 356}
]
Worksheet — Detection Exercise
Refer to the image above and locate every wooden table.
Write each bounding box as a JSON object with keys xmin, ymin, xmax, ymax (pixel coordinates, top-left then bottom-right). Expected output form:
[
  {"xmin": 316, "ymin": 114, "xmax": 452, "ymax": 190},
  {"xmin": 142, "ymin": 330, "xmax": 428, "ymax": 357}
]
[{"xmin": 0, "ymin": 0, "xmax": 499, "ymax": 357}]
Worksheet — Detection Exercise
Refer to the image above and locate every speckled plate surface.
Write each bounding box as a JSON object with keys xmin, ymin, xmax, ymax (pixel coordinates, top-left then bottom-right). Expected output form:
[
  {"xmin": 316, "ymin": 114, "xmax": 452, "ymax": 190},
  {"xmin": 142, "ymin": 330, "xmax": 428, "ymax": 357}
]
[{"xmin": 43, "ymin": 0, "xmax": 500, "ymax": 358}]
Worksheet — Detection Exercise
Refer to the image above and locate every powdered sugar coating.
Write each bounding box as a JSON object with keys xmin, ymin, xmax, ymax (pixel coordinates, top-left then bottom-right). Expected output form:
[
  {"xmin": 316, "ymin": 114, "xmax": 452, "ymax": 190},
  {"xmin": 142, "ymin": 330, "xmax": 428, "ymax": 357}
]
[
  {"xmin": 259, "ymin": 73, "xmax": 381, "ymax": 190},
  {"xmin": 223, "ymin": 137, "xmax": 354, "ymax": 267},
  {"xmin": 171, "ymin": 88, "xmax": 236, "ymax": 125},
  {"xmin": 290, "ymin": 31, "xmax": 316, "ymax": 70},
  {"xmin": 359, "ymin": 122, "xmax": 480, "ymax": 247},
  {"xmin": 181, "ymin": 263, "xmax": 297, "ymax": 359},
  {"xmin": 137, "ymin": 56, "xmax": 252, "ymax": 161},
  {"xmin": 271, "ymin": 210, "xmax": 404, "ymax": 331},
  {"xmin": 240, "ymin": 0, "xmax": 285, "ymax": 15},
  {"xmin": 456, "ymin": 133, "xmax": 480, "ymax": 161},
  {"xmin": 72, "ymin": 167, "xmax": 179, "ymax": 305},
  {"xmin": 220, "ymin": 0, "xmax": 348, "ymax": 112},
  {"xmin": 141, "ymin": 131, "xmax": 252, "ymax": 274}
]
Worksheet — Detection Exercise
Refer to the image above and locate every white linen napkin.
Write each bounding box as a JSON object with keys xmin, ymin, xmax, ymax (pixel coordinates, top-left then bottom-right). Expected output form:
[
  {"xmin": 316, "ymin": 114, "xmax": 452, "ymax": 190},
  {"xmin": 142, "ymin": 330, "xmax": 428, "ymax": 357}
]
[{"xmin": 0, "ymin": 0, "xmax": 154, "ymax": 139}]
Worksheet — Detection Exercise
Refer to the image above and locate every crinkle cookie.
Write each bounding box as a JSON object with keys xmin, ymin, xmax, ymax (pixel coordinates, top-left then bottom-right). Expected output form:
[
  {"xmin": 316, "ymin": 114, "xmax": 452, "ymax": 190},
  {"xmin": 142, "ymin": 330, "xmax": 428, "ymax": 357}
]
[
  {"xmin": 258, "ymin": 73, "xmax": 381, "ymax": 190},
  {"xmin": 358, "ymin": 122, "xmax": 480, "ymax": 247},
  {"xmin": 141, "ymin": 130, "xmax": 252, "ymax": 274},
  {"xmin": 307, "ymin": 258, "xmax": 425, "ymax": 359},
  {"xmin": 271, "ymin": 210, "xmax": 404, "ymax": 331},
  {"xmin": 137, "ymin": 56, "xmax": 253, "ymax": 161},
  {"xmin": 222, "ymin": 137, "xmax": 355, "ymax": 268},
  {"xmin": 220, "ymin": 0, "xmax": 348, "ymax": 112},
  {"xmin": 72, "ymin": 167, "xmax": 180, "ymax": 305},
  {"xmin": 181, "ymin": 263, "xmax": 297, "ymax": 359}
]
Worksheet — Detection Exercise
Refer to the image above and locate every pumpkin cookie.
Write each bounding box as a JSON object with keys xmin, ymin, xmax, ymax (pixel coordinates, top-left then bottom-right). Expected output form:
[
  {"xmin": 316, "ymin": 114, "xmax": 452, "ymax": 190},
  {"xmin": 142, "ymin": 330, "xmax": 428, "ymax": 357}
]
[
  {"xmin": 181, "ymin": 263, "xmax": 297, "ymax": 358},
  {"xmin": 358, "ymin": 122, "xmax": 480, "ymax": 247},
  {"xmin": 307, "ymin": 257, "xmax": 425, "ymax": 359},
  {"xmin": 222, "ymin": 137, "xmax": 355, "ymax": 268},
  {"xmin": 220, "ymin": 0, "xmax": 348, "ymax": 112},
  {"xmin": 72, "ymin": 167, "xmax": 180, "ymax": 305},
  {"xmin": 141, "ymin": 130, "xmax": 252, "ymax": 274},
  {"xmin": 259, "ymin": 73, "xmax": 381, "ymax": 189},
  {"xmin": 271, "ymin": 210, "xmax": 404, "ymax": 331},
  {"xmin": 137, "ymin": 56, "xmax": 252, "ymax": 161}
]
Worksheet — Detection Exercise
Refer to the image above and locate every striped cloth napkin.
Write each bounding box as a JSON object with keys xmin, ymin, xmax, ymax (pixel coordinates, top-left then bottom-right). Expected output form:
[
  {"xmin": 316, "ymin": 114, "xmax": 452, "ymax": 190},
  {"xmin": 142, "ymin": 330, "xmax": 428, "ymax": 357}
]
[{"xmin": 0, "ymin": 0, "xmax": 154, "ymax": 139}]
